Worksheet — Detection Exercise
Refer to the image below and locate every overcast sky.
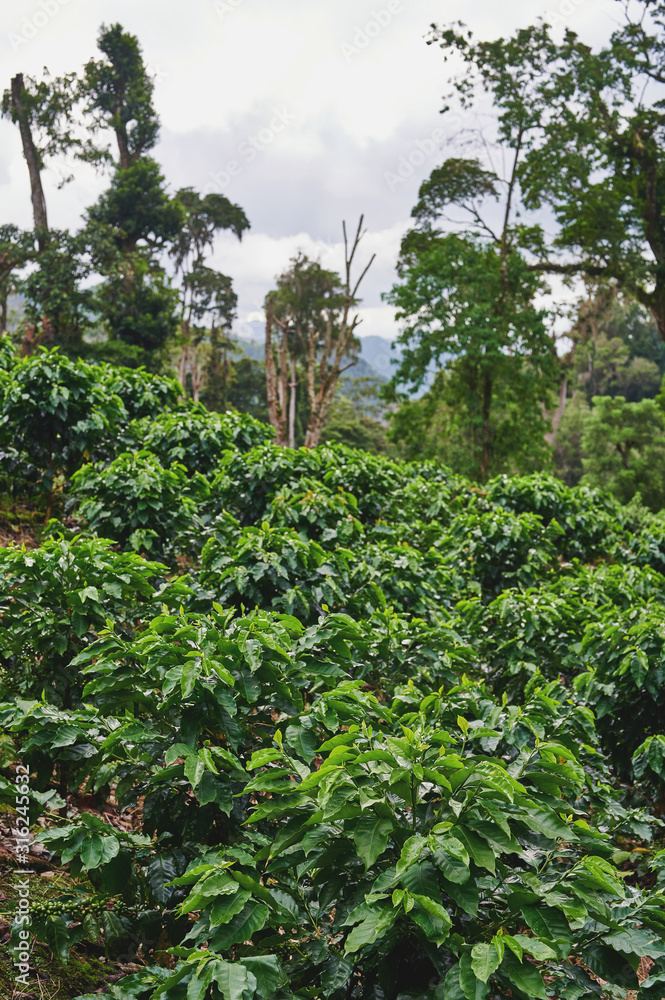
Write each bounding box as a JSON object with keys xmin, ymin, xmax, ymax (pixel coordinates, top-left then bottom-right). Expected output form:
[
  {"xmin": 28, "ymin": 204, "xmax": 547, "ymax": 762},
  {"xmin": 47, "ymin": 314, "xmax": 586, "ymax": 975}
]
[{"xmin": 1, "ymin": 0, "xmax": 619, "ymax": 340}]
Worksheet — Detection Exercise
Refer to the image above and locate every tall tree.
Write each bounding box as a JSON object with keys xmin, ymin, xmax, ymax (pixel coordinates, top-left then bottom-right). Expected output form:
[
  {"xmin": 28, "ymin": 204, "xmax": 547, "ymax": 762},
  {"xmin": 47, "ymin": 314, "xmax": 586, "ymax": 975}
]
[
  {"xmin": 2, "ymin": 70, "xmax": 92, "ymax": 251},
  {"xmin": 80, "ymin": 22, "xmax": 159, "ymax": 169},
  {"xmin": 169, "ymin": 188, "xmax": 249, "ymax": 399},
  {"xmin": 386, "ymin": 159, "xmax": 559, "ymax": 480},
  {"xmin": 429, "ymin": 2, "xmax": 665, "ymax": 340},
  {"xmin": 80, "ymin": 24, "xmax": 184, "ymax": 362},
  {"xmin": 264, "ymin": 219, "xmax": 374, "ymax": 449}
]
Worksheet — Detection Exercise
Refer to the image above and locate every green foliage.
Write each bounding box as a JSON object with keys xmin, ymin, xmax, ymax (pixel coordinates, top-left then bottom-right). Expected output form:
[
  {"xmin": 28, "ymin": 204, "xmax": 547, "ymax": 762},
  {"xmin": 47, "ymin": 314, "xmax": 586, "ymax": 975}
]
[
  {"xmin": 0, "ymin": 333, "xmax": 18, "ymax": 371},
  {"xmin": 386, "ymin": 231, "xmax": 558, "ymax": 480},
  {"xmin": 580, "ymin": 395, "xmax": 665, "ymax": 511},
  {"xmin": 0, "ymin": 534, "xmax": 172, "ymax": 703},
  {"xmin": 70, "ymin": 451, "xmax": 208, "ymax": 560},
  {"xmin": 1, "ymin": 350, "xmax": 665, "ymax": 1000},
  {"xmin": 485, "ymin": 473, "xmax": 627, "ymax": 562},
  {"xmin": 127, "ymin": 405, "xmax": 273, "ymax": 476},
  {"xmin": 96, "ymin": 364, "xmax": 181, "ymax": 421},
  {"xmin": 0, "ymin": 349, "xmax": 126, "ymax": 489}
]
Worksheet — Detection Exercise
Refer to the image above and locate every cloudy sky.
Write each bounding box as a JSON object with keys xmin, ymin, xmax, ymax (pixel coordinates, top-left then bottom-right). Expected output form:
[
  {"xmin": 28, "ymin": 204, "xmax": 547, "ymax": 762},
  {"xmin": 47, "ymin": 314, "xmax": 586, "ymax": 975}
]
[{"xmin": 1, "ymin": 0, "xmax": 619, "ymax": 340}]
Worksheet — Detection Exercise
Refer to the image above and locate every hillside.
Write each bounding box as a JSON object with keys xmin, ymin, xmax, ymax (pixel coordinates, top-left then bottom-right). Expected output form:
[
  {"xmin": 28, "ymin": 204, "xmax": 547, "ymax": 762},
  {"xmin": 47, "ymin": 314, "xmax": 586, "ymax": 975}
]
[{"xmin": 1, "ymin": 346, "xmax": 664, "ymax": 998}]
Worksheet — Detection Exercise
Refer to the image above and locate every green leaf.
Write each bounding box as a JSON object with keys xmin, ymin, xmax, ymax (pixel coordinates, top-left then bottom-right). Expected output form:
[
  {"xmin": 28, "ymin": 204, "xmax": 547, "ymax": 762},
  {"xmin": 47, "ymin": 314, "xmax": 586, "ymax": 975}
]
[
  {"xmin": 184, "ymin": 754, "xmax": 205, "ymax": 788},
  {"xmin": 242, "ymin": 956, "xmax": 283, "ymax": 998},
  {"xmin": 453, "ymin": 828, "xmax": 496, "ymax": 874},
  {"xmin": 521, "ymin": 904, "xmax": 572, "ymax": 952},
  {"xmin": 45, "ymin": 915, "xmax": 71, "ymax": 962},
  {"xmin": 209, "ymin": 901, "xmax": 270, "ymax": 949},
  {"xmin": 353, "ymin": 814, "xmax": 393, "ymax": 870},
  {"xmin": 80, "ymin": 834, "xmax": 104, "ymax": 870},
  {"xmin": 285, "ymin": 722, "xmax": 317, "ymax": 762},
  {"xmin": 344, "ymin": 906, "xmax": 397, "ymax": 953},
  {"xmin": 438, "ymin": 964, "xmax": 466, "ymax": 1000},
  {"xmin": 459, "ymin": 953, "xmax": 489, "ymax": 1000},
  {"xmin": 500, "ymin": 952, "xmax": 548, "ymax": 999},
  {"xmin": 208, "ymin": 960, "xmax": 257, "ymax": 1000},
  {"xmin": 209, "ymin": 890, "xmax": 251, "ymax": 927},
  {"xmin": 512, "ymin": 934, "xmax": 557, "ymax": 961},
  {"xmin": 471, "ymin": 942, "xmax": 502, "ymax": 983}
]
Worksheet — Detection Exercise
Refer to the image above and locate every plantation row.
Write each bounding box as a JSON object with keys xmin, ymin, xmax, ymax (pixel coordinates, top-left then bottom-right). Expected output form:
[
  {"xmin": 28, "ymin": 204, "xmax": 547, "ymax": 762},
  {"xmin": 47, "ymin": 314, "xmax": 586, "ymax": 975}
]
[{"xmin": 2, "ymin": 343, "xmax": 665, "ymax": 1000}]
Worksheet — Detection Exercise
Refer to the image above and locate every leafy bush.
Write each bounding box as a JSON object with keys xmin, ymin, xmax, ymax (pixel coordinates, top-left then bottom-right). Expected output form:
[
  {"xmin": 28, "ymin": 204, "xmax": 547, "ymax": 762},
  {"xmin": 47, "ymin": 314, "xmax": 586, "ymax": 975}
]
[
  {"xmin": 97, "ymin": 364, "xmax": 182, "ymax": 421},
  {"xmin": 0, "ymin": 349, "xmax": 126, "ymax": 489},
  {"xmin": 200, "ymin": 522, "xmax": 350, "ymax": 622},
  {"xmin": 210, "ymin": 445, "xmax": 340, "ymax": 524},
  {"xmin": 438, "ymin": 505, "xmax": 560, "ymax": 596},
  {"xmin": 0, "ymin": 534, "xmax": 180, "ymax": 703},
  {"xmin": 70, "ymin": 451, "xmax": 209, "ymax": 561},
  {"xmin": 2, "ymin": 357, "xmax": 665, "ymax": 999},
  {"xmin": 128, "ymin": 405, "xmax": 273, "ymax": 476},
  {"xmin": 486, "ymin": 472, "xmax": 629, "ymax": 561},
  {"xmin": 265, "ymin": 479, "xmax": 364, "ymax": 547},
  {"xmin": 0, "ymin": 333, "xmax": 18, "ymax": 371}
]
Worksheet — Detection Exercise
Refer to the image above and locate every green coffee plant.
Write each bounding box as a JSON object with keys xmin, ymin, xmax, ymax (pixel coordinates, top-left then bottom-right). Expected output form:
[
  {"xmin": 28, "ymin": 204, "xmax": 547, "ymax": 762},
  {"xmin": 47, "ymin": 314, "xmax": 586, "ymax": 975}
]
[
  {"xmin": 70, "ymin": 451, "xmax": 209, "ymax": 561},
  {"xmin": 265, "ymin": 479, "xmax": 364, "ymax": 547},
  {"xmin": 0, "ymin": 332, "xmax": 18, "ymax": 371},
  {"xmin": 200, "ymin": 523, "xmax": 350, "ymax": 622},
  {"xmin": 0, "ymin": 349, "xmax": 126, "ymax": 491},
  {"xmin": 97, "ymin": 364, "xmax": 182, "ymax": 421},
  {"xmin": 575, "ymin": 602, "xmax": 665, "ymax": 765},
  {"xmin": 127, "ymin": 406, "xmax": 273, "ymax": 477},
  {"xmin": 486, "ymin": 473, "xmax": 630, "ymax": 562},
  {"xmin": 0, "ymin": 534, "xmax": 178, "ymax": 704},
  {"xmin": 438, "ymin": 505, "xmax": 561, "ymax": 596},
  {"xmin": 118, "ymin": 681, "xmax": 665, "ymax": 1000},
  {"xmin": 210, "ymin": 445, "xmax": 340, "ymax": 525},
  {"xmin": 322, "ymin": 446, "xmax": 410, "ymax": 521}
]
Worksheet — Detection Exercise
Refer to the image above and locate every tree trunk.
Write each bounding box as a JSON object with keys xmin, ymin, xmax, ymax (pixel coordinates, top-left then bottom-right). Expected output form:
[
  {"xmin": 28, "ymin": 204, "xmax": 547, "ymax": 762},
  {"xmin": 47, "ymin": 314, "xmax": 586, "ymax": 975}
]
[
  {"xmin": 544, "ymin": 376, "xmax": 568, "ymax": 446},
  {"xmin": 288, "ymin": 356, "xmax": 297, "ymax": 449},
  {"xmin": 480, "ymin": 372, "xmax": 493, "ymax": 481},
  {"xmin": 265, "ymin": 301, "xmax": 288, "ymax": 445},
  {"xmin": 11, "ymin": 75, "xmax": 48, "ymax": 251}
]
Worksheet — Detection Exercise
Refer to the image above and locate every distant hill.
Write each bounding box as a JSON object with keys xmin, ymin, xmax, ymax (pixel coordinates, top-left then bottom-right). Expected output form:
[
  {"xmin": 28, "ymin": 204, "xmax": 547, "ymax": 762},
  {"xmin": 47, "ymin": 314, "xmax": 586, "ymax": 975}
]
[{"xmin": 233, "ymin": 320, "xmax": 401, "ymax": 384}]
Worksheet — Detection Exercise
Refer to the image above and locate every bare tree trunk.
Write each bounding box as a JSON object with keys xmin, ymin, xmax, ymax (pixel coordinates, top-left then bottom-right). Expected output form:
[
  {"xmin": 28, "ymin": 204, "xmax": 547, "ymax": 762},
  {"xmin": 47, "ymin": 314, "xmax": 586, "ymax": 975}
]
[
  {"xmin": 544, "ymin": 377, "xmax": 568, "ymax": 446},
  {"xmin": 304, "ymin": 216, "xmax": 375, "ymax": 448},
  {"xmin": 191, "ymin": 347, "xmax": 205, "ymax": 403},
  {"xmin": 10, "ymin": 75, "xmax": 48, "ymax": 251},
  {"xmin": 288, "ymin": 355, "xmax": 297, "ymax": 449},
  {"xmin": 265, "ymin": 300, "xmax": 288, "ymax": 445},
  {"xmin": 177, "ymin": 343, "xmax": 189, "ymax": 392},
  {"xmin": 480, "ymin": 372, "xmax": 492, "ymax": 482}
]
